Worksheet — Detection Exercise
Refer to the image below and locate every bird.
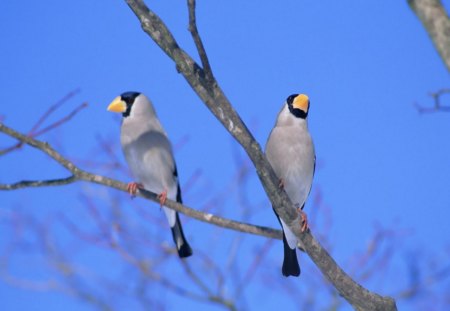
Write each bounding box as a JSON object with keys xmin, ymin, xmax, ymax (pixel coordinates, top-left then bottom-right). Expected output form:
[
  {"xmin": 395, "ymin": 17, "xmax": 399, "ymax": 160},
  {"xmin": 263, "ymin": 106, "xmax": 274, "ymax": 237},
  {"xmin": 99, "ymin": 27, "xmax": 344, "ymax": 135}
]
[
  {"xmin": 265, "ymin": 93, "xmax": 315, "ymax": 277},
  {"xmin": 107, "ymin": 92, "xmax": 193, "ymax": 258}
]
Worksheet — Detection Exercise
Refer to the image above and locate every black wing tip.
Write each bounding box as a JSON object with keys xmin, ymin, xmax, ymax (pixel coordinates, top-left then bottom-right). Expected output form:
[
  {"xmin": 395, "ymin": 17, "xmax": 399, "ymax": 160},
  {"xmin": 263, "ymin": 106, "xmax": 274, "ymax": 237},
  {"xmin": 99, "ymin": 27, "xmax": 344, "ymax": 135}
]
[
  {"xmin": 282, "ymin": 264, "xmax": 301, "ymax": 277},
  {"xmin": 282, "ymin": 236, "xmax": 301, "ymax": 277},
  {"xmin": 177, "ymin": 243, "xmax": 193, "ymax": 258}
]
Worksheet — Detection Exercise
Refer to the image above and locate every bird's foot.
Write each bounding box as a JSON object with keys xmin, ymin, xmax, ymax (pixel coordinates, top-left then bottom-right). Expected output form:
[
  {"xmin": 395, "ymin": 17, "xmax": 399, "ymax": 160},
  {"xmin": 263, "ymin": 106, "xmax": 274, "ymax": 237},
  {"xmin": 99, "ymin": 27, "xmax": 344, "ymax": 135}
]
[
  {"xmin": 278, "ymin": 178, "xmax": 285, "ymax": 189},
  {"xmin": 297, "ymin": 208, "xmax": 309, "ymax": 233},
  {"xmin": 127, "ymin": 182, "xmax": 143, "ymax": 197},
  {"xmin": 158, "ymin": 190, "xmax": 168, "ymax": 206}
]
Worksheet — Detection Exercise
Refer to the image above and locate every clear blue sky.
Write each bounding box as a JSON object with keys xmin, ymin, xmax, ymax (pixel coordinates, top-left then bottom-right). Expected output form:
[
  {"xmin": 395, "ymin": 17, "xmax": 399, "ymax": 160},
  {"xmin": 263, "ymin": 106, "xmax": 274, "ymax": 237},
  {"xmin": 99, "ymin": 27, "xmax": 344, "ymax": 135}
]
[{"xmin": 1, "ymin": 1, "xmax": 449, "ymax": 310}]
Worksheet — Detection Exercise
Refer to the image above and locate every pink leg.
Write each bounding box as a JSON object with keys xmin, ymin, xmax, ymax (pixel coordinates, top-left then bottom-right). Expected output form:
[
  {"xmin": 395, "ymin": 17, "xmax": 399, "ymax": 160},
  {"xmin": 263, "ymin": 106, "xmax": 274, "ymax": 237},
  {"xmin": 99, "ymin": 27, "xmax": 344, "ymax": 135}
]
[
  {"xmin": 157, "ymin": 190, "xmax": 168, "ymax": 206},
  {"xmin": 127, "ymin": 182, "xmax": 143, "ymax": 197},
  {"xmin": 298, "ymin": 209, "xmax": 309, "ymax": 233}
]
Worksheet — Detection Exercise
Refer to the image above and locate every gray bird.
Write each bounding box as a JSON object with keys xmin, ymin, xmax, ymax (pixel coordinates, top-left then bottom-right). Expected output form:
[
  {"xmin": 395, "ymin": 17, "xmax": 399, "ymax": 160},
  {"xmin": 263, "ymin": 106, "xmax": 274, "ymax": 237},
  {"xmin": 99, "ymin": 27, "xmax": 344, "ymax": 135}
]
[
  {"xmin": 107, "ymin": 92, "xmax": 192, "ymax": 258},
  {"xmin": 265, "ymin": 93, "xmax": 315, "ymax": 277}
]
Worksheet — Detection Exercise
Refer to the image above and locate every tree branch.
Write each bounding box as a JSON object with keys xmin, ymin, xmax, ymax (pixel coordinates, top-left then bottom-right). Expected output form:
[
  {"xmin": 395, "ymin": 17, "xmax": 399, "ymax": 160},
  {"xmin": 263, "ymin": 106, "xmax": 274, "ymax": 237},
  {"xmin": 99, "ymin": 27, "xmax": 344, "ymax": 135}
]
[
  {"xmin": 0, "ymin": 176, "xmax": 77, "ymax": 190},
  {"xmin": 0, "ymin": 122, "xmax": 282, "ymax": 241},
  {"xmin": 125, "ymin": 0, "xmax": 298, "ymax": 247},
  {"xmin": 409, "ymin": 0, "xmax": 450, "ymax": 72},
  {"xmin": 124, "ymin": 1, "xmax": 397, "ymax": 310},
  {"xmin": 414, "ymin": 88, "xmax": 450, "ymax": 113},
  {"xmin": 0, "ymin": 90, "xmax": 86, "ymax": 157},
  {"xmin": 29, "ymin": 88, "xmax": 81, "ymax": 135},
  {"xmin": 32, "ymin": 103, "xmax": 88, "ymax": 137},
  {"xmin": 187, "ymin": 0, "xmax": 214, "ymax": 82}
]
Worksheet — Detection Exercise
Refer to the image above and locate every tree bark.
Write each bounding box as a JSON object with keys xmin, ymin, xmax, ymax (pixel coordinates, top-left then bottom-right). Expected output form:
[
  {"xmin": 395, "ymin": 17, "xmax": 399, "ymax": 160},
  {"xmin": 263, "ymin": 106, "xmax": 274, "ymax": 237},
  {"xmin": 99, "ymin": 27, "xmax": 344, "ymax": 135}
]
[
  {"xmin": 409, "ymin": 0, "xmax": 450, "ymax": 72},
  {"xmin": 124, "ymin": 1, "xmax": 397, "ymax": 310}
]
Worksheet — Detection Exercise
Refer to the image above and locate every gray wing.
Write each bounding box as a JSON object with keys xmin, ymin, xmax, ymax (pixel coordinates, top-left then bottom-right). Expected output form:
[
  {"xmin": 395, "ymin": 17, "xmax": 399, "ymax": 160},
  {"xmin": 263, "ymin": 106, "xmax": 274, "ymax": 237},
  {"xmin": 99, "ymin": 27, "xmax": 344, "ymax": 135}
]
[{"xmin": 123, "ymin": 130, "xmax": 178, "ymax": 226}]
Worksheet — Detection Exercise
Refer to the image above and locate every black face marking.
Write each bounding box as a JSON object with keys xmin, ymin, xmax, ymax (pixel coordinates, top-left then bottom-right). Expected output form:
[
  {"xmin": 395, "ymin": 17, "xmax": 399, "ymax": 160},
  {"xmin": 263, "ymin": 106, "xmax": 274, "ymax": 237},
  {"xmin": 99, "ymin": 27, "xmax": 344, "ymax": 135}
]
[
  {"xmin": 120, "ymin": 91, "xmax": 141, "ymax": 117},
  {"xmin": 286, "ymin": 94, "xmax": 308, "ymax": 119},
  {"xmin": 286, "ymin": 94, "xmax": 298, "ymax": 106}
]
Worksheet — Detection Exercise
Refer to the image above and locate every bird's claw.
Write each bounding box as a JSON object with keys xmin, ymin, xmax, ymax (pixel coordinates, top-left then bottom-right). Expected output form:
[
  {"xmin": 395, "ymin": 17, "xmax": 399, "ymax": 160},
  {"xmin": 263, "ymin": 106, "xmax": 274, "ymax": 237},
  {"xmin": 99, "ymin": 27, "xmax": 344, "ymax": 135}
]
[
  {"xmin": 127, "ymin": 182, "xmax": 143, "ymax": 197},
  {"xmin": 278, "ymin": 178, "xmax": 285, "ymax": 189},
  {"xmin": 298, "ymin": 208, "xmax": 309, "ymax": 233},
  {"xmin": 158, "ymin": 190, "xmax": 168, "ymax": 206}
]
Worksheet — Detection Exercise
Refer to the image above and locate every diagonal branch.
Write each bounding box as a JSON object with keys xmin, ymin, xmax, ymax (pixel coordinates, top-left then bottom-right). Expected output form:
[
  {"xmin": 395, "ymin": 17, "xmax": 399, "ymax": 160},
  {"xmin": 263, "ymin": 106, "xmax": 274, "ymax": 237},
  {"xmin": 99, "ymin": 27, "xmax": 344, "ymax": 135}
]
[
  {"xmin": 0, "ymin": 122, "xmax": 282, "ymax": 241},
  {"xmin": 409, "ymin": 0, "xmax": 450, "ymax": 72},
  {"xmin": 125, "ymin": 0, "xmax": 296, "ymax": 245},
  {"xmin": 124, "ymin": 1, "xmax": 397, "ymax": 310}
]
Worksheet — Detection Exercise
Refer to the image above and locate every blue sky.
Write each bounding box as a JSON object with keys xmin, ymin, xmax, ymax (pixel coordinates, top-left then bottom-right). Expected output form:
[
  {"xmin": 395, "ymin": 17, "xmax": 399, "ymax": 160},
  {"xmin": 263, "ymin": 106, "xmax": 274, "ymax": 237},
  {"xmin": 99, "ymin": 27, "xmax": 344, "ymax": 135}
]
[{"xmin": 1, "ymin": 1, "xmax": 450, "ymax": 310}]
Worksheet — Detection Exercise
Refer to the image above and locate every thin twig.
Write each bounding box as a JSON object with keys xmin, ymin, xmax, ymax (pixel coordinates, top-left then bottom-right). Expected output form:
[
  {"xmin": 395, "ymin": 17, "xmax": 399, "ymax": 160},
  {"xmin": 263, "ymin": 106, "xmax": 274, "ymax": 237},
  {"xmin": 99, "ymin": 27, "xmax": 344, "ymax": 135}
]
[
  {"xmin": 187, "ymin": 0, "xmax": 214, "ymax": 82},
  {"xmin": 32, "ymin": 103, "xmax": 88, "ymax": 137},
  {"xmin": 180, "ymin": 260, "xmax": 236, "ymax": 310},
  {"xmin": 29, "ymin": 88, "xmax": 81, "ymax": 135},
  {"xmin": 0, "ymin": 89, "xmax": 84, "ymax": 156},
  {"xmin": 0, "ymin": 122, "xmax": 282, "ymax": 241},
  {"xmin": 0, "ymin": 176, "xmax": 77, "ymax": 190},
  {"xmin": 236, "ymin": 238, "xmax": 274, "ymax": 299},
  {"xmin": 112, "ymin": 242, "xmax": 210, "ymax": 302},
  {"xmin": 414, "ymin": 88, "xmax": 450, "ymax": 113}
]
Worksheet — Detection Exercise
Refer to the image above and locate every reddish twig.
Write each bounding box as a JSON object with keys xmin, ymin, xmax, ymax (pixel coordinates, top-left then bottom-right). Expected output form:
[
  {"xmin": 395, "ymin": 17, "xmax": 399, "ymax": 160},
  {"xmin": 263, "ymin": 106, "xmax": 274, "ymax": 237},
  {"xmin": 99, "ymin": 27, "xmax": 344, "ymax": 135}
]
[
  {"xmin": 32, "ymin": 102, "xmax": 88, "ymax": 137},
  {"xmin": 236, "ymin": 238, "xmax": 274, "ymax": 297},
  {"xmin": 29, "ymin": 88, "xmax": 81, "ymax": 135},
  {"xmin": 0, "ymin": 89, "xmax": 85, "ymax": 156}
]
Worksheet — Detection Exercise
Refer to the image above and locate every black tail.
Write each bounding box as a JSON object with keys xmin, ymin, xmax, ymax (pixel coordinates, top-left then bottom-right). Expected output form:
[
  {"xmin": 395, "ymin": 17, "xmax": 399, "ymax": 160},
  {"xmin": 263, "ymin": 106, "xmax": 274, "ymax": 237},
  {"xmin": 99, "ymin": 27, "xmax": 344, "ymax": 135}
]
[
  {"xmin": 170, "ymin": 181, "xmax": 192, "ymax": 258},
  {"xmin": 281, "ymin": 232, "xmax": 300, "ymax": 277},
  {"xmin": 273, "ymin": 207, "xmax": 300, "ymax": 277},
  {"xmin": 171, "ymin": 212, "xmax": 193, "ymax": 258}
]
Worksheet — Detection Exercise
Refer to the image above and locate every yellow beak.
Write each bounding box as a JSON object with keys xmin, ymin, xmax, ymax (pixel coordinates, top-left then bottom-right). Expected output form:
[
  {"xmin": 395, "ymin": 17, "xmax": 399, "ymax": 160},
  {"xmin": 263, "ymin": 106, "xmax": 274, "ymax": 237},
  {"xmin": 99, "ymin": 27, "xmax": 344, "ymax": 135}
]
[
  {"xmin": 293, "ymin": 94, "xmax": 309, "ymax": 112},
  {"xmin": 107, "ymin": 96, "xmax": 127, "ymax": 113}
]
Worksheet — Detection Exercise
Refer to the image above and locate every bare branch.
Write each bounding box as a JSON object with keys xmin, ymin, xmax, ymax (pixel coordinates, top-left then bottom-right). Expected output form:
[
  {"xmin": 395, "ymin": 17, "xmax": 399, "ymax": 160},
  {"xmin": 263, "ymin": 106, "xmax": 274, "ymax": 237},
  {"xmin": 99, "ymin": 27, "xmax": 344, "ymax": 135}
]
[
  {"xmin": 109, "ymin": 241, "xmax": 225, "ymax": 305},
  {"xmin": 0, "ymin": 176, "xmax": 77, "ymax": 190},
  {"xmin": 29, "ymin": 88, "xmax": 81, "ymax": 135},
  {"xmin": 187, "ymin": 0, "xmax": 214, "ymax": 82},
  {"xmin": 409, "ymin": 0, "xmax": 450, "ymax": 72},
  {"xmin": 0, "ymin": 89, "xmax": 84, "ymax": 157},
  {"xmin": 0, "ymin": 122, "xmax": 282, "ymax": 241},
  {"xmin": 414, "ymin": 88, "xmax": 450, "ymax": 113},
  {"xmin": 124, "ymin": 1, "xmax": 397, "ymax": 310},
  {"xmin": 125, "ymin": 0, "xmax": 301, "ymax": 254},
  {"xmin": 180, "ymin": 260, "xmax": 237, "ymax": 311},
  {"xmin": 32, "ymin": 102, "xmax": 88, "ymax": 137},
  {"xmin": 0, "ymin": 122, "xmax": 80, "ymax": 173}
]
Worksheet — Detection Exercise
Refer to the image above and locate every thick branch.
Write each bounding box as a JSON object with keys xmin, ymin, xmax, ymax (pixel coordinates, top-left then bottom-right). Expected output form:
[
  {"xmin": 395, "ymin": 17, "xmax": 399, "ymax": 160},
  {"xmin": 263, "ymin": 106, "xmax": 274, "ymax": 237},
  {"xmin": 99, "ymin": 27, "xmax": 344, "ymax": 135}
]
[
  {"xmin": 409, "ymin": 0, "xmax": 450, "ymax": 72},
  {"xmin": 124, "ymin": 1, "xmax": 397, "ymax": 310},
  {"xmin": 0, "ymin": 122, "xmax": 282, "ymax": 241},
  {"xmin": 125, "ymin": 0, "xmax": 296, "ymax": 242}
]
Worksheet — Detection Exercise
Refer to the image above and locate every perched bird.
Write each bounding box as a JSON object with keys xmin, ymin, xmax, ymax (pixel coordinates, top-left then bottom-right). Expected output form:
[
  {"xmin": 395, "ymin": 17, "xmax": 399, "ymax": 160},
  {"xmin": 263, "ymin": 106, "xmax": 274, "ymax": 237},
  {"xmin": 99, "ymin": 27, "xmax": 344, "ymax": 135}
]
[
  {"xmin": 265, "ymin": 94, "xmax": 315, "ymax": 277},
  {"xmin": 107, "ymin": 92, "xmax": 193, "ymax": 258}
]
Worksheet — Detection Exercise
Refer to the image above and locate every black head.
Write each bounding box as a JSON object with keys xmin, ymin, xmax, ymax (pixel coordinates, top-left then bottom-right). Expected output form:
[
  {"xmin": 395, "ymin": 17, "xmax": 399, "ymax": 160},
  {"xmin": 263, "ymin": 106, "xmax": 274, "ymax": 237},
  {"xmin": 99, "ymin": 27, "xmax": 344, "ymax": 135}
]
[{"xmin": 120, "ymin": 92, "xmax": 141, "ymax": 117}]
